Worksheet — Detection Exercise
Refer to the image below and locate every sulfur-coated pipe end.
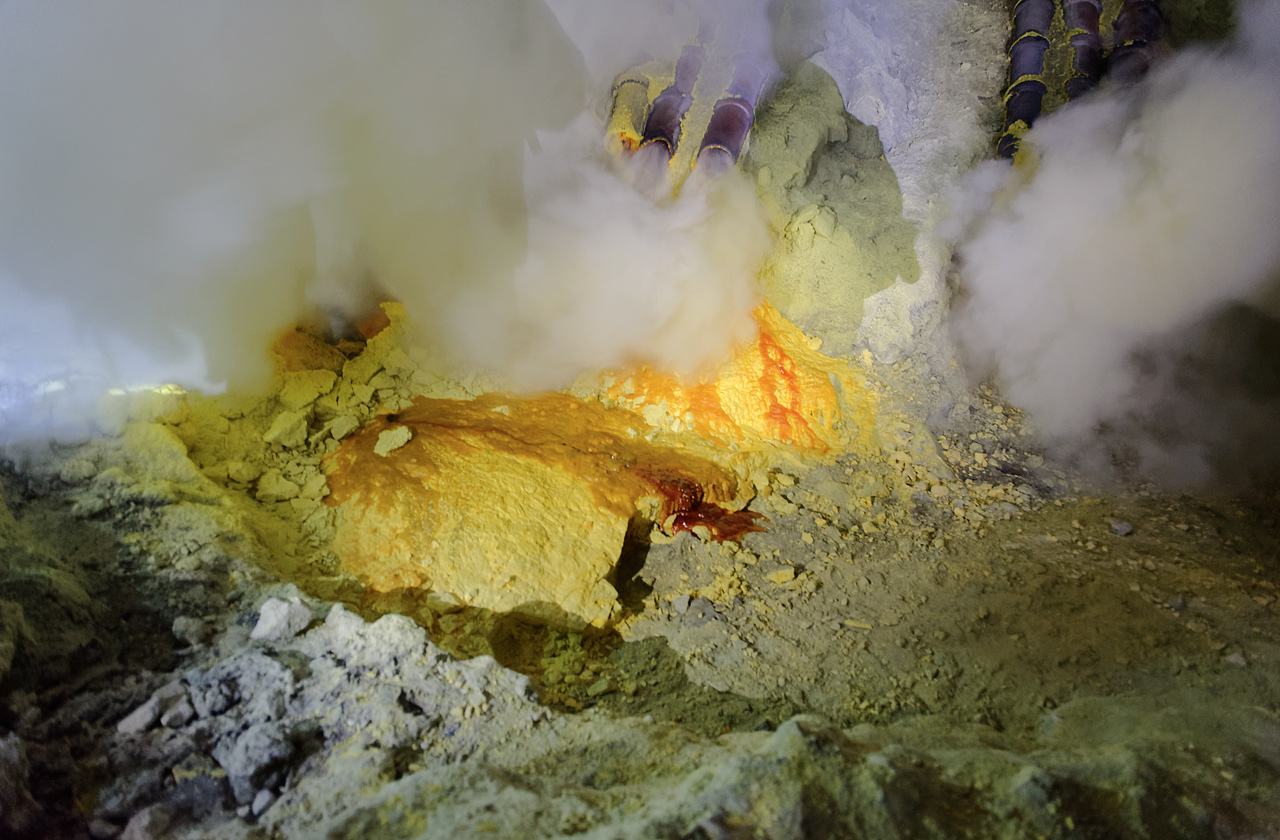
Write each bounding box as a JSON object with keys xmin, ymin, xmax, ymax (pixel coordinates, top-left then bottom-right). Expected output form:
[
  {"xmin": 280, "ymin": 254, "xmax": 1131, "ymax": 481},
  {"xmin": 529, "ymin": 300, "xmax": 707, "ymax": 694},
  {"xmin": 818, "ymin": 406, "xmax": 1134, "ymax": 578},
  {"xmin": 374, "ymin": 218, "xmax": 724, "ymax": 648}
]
[
  {"xmin": 694, "ymin": 146, "xmax": 735, "ymax": 178},
  {"xmin": 605, "ymin": 77, "xmax": 652, "ymax": 158},
  {"xmin": 639, "ymin": 89, "xmax": 688, "ymax": 160},
  {"xmin": 697, "ymin": 97, "xmax": 755, "ymax": 168}
]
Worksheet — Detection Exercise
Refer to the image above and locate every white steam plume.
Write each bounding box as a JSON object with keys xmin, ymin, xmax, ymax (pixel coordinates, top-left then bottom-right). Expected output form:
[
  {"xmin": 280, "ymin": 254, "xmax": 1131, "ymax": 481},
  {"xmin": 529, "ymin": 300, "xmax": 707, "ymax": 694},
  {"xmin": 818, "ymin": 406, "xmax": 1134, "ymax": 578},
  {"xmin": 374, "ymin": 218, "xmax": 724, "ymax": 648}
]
[
  {"xmin": 0, "ymin": 0, "xmax": 775, "ymax": 443},
  {"xmin": 451, "ymin": 116, "xmax": 770, "ymax": 390},
  {"xmin": 951, "ymin": 0, "xmax": 1280, "ymax": 486}
]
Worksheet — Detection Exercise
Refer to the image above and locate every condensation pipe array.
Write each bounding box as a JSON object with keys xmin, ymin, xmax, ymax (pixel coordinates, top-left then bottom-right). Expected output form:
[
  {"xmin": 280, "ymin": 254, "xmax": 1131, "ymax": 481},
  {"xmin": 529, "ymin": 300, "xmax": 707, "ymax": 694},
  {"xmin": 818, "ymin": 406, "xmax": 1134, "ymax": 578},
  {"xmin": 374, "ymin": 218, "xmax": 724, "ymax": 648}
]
[
  {"xmin": 998, "ymin": 0, "xmax": 1164, "ymax": 158},
  {"xmin": 605, "ymin": 40, "xmax": 771, "ymax": 179}
]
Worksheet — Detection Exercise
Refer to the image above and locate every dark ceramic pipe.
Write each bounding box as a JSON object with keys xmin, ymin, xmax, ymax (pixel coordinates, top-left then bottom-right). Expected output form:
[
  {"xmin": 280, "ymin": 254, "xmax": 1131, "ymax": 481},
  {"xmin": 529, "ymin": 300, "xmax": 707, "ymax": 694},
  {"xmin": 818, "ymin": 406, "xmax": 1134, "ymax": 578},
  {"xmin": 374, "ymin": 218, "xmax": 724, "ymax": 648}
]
[
  {"xmin": 639, "ymin": 45, "xmax": 705, "ymax": 157},
  {"xmin": 997, "ymin": 0, "xmax": 1054, "ymax": 158}
]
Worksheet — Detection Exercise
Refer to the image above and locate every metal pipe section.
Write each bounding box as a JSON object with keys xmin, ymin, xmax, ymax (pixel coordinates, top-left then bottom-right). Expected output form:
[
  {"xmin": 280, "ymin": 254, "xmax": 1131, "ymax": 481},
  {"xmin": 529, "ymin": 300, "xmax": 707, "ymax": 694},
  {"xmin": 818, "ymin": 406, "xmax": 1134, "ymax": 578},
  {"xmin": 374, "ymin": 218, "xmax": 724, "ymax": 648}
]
[
  {"xmin": 639, "ymin": 45, "xmax": 705, "ymax": 158},
  {"xmin": 997, "ymin": 0, "xmax": 1054, "ymax": 159},
  {"xmin": 696, "ymin": 57, "xmax": 770, "ymax": 173},
  {"xmin": 1108, "ymin": 0, "xmax": 1163, "ymax": 85},
  {"xmin": 605, "ymin": 76, "xmax": 651, "ymax": 157},
  {"xmin": 1063, "ymin": 0, "xmax": 1104, "ymax": 99}
]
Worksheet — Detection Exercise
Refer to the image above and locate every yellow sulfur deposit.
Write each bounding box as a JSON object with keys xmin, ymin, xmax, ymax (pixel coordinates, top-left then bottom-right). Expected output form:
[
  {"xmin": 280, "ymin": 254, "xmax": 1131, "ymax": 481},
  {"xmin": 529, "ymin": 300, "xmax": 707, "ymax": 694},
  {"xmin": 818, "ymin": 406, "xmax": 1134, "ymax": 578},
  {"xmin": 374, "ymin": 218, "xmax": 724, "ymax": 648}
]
[
  {"xmin": 323, "ymin": 391, "xmax": 758, "ymax": 627},
  {"xmin": 317, "ymin": 295, "xmax": 888, "ymax": 627}
]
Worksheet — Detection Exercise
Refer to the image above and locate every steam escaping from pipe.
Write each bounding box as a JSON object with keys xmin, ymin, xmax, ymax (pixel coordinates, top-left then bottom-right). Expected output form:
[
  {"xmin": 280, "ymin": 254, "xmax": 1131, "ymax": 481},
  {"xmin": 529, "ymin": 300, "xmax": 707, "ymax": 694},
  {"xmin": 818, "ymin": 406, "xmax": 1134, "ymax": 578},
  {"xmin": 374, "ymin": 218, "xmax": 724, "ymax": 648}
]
[
  {"xmin": 449, "ymin": 115, "xmax": 770, "ymax": 391},
  {"xmin": 0, "ymin": 0, "xmax": 779, "ymax": 443},
  {"xmin": 950, "ymin": 0, "xmax": 1280, "ymax": 487},
  {"xmin": 696, "ymin": 55, "xmax": 773, "ymax": 176}
]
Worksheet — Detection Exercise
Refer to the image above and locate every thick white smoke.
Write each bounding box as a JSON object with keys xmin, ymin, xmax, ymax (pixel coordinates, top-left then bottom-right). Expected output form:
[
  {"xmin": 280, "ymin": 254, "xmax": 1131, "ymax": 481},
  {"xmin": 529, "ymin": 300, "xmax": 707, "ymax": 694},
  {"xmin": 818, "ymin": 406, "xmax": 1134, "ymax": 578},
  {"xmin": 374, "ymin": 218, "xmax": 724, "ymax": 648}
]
[
  {"xmin": 951, "ymin": 0, "xmax": 1280, "ymax": 486},
  {"xmin": 0, "ymin": 0, "xmax": 775, "ymax": 443}
]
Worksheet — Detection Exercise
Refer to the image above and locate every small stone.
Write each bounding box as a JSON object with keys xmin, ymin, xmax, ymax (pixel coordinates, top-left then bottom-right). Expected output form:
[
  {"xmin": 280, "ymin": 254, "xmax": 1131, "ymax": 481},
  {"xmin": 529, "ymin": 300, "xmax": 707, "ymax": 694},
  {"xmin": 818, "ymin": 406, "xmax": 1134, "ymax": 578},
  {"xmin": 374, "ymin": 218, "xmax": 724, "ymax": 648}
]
[
  {"xmin": 278, "ymin": 370, "xmax": 337, "ymax": 411},
  {"xmin": 214, "ymin": 722, "xmax": 295, "ymax": 804},
  {"xmin": 330, "ymin": 414, "xmax": 360, "ymax": 440},
  {"xmin": 374, "ymin": 425, "xmax": 413, "ymax": 456},
  {"xmin": 251, "ymin": 597, "xmax": 312, "ymax": 642},
  {"xmin": 1167, "ymin": 594, "xmax": 1186, "ymax": 611},
  {"xmin": 299, "ymin": 474, "xmax": 329, "ymax": 500},
  {"xmin": 1225, "ymin": 651, "xmax": 1248, "ymax": 667},
  {"xmin": 766, "ymin": 567, "xmax": 796, "ymax": 585},
  {"xmin": 251, "ymin": 789, "xmax": 277, "ymax": 816},
  {"xmin": 116, "ymin": 696, "xmax": 161, "ymax": 735},
  {"xmin": 425, "ymin": 592, "xmax": 465, "ymax": 614},
  {"xmin": 586, "ymin": 678, "xmax": 612, "ymax": 697},
  {"xmin": 262, "ymin": 409, "xmax": 309, "ymax": 448},
  {"xmin": 769, "ymin": 496, "xmax": 799, "ymax": 515},
  {"xmin": 160, "ymin": 698, "xmax": 195, "ymax": 729},
  {"xmin": 88, "ymin": 818, "xmax": 122, "ymax": 839},
  {"xmin": 120, "ymin": 805, "xmax": 173, "ymax": 840},
  {"xmin": 255, "ymin": 470, "xmax": 300, "ymax": 502},
  {"xmin": 672, "ymin": 594, "xmax": 691, "ymax": 615},
  {"xmin": 682, "ymin": 598, "xmax": 721, "ymax": 626},
  {"xmin": 227, "ymin": 460, "xmax": 263, "ymax": 483},
  {"xmin": 171, "ymin": 616, "xmax": 207, "ymax": 647},
  {"xmin": 154, "ymin": 680, "xmax": 186, "ymax": 706},
  {"xmin": 1110, "ymin": 519, "xmax": 1133, "ymax": 536}
]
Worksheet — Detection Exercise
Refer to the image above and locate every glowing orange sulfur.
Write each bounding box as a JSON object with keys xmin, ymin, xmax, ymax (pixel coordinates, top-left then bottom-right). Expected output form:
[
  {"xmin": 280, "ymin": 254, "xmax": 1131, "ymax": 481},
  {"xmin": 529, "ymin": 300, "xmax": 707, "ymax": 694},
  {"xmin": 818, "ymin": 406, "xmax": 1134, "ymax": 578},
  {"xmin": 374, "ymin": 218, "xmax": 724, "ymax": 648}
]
[{"xmin": 609, "ymin": 301, "xmax": 876, "ymax": 454}]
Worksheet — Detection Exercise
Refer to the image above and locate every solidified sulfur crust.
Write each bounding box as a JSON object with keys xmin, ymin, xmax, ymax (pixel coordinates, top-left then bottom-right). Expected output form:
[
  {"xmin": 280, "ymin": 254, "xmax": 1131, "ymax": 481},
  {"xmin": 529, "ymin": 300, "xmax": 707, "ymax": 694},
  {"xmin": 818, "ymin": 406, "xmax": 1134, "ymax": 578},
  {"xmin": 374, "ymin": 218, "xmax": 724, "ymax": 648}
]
[
  {"xmin": 318, "ymin": 296, "xmax": 889, "ymax": 628},
  {"xmin": 324, "ymin": 393, "xmax": 754, "ymax": 627}
]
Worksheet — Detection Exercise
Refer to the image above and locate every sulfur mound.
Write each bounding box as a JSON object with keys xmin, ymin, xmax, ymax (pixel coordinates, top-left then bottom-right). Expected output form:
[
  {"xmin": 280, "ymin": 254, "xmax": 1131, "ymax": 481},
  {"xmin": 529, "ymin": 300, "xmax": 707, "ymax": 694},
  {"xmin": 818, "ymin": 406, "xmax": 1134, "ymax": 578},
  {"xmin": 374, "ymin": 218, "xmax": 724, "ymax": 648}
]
[{"xmin": 324, "ymin": 393, "xmax": 756, "ymax": 626}]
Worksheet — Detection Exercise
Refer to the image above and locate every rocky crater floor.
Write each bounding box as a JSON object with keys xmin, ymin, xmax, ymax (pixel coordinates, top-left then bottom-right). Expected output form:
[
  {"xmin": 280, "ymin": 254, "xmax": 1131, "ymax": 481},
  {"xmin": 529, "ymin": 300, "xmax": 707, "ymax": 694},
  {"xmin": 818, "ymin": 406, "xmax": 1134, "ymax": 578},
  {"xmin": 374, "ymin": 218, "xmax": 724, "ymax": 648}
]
[{"xmin": 1, "ymin": 366, "xmax": 1278, "ymax": 839}]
